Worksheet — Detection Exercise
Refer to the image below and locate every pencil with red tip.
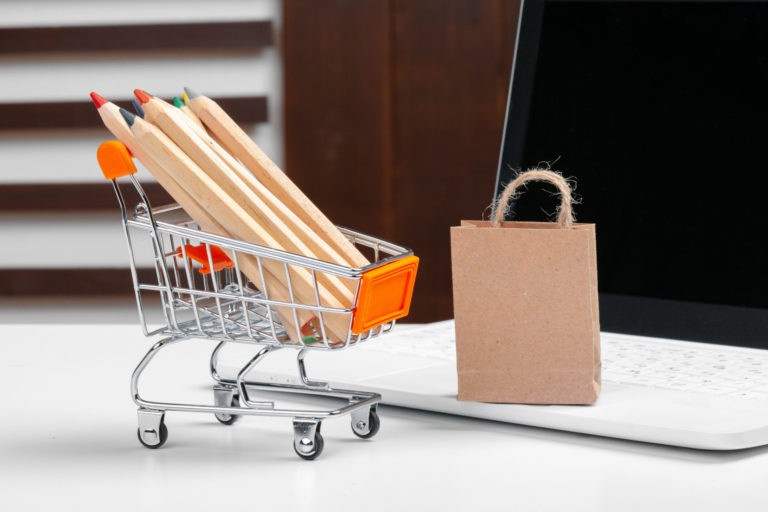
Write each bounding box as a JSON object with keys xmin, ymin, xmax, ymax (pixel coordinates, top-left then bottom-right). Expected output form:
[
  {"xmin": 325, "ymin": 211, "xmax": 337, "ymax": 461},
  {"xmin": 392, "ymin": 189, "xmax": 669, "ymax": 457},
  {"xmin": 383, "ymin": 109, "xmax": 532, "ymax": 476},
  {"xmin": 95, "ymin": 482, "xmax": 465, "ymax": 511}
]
[
  {"xmin": 89, "ymin": 92, "xmax": 227, "ymax": 253},
  {"xmin": 90, "ymin": 92, "xmax": 315, "ymax": 343}
]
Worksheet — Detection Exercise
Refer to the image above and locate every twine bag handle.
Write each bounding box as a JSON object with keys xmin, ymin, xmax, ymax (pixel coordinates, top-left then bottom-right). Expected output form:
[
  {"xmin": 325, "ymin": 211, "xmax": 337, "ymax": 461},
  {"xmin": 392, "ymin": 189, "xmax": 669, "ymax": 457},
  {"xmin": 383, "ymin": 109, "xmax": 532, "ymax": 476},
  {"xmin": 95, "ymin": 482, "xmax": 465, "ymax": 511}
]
[{"xmin": 491, "ymin": 168, "xmax": 575, "ymax": 228}]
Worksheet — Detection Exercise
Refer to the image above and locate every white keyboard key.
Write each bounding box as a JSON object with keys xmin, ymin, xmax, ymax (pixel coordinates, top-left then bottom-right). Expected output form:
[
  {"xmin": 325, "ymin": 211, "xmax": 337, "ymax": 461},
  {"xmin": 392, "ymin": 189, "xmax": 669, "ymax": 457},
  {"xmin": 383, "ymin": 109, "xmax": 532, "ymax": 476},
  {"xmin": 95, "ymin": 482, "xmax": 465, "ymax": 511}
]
[
  {"xmin": 656, "ymin": 381, "xmax": 700, "ymax": 391},
  {"xmin": 629, "ymin": 376, "xmax": 667, "ymax": 386},
  {"xmin": 727, "ymin": 391, "xmax": 768, "ymax": 400},
  {"xmin": 696, "ymin": 385, "xmax": 739, "ymax": 395}
]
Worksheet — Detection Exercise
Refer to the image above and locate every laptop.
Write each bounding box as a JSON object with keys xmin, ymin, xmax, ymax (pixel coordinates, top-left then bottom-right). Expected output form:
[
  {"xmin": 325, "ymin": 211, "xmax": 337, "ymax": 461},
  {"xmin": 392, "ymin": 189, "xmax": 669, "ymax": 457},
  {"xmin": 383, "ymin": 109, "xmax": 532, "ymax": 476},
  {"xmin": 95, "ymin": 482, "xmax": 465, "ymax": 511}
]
[{"xmin": 235, "ymin": 0, "xmax": 768, "ymax": 450}]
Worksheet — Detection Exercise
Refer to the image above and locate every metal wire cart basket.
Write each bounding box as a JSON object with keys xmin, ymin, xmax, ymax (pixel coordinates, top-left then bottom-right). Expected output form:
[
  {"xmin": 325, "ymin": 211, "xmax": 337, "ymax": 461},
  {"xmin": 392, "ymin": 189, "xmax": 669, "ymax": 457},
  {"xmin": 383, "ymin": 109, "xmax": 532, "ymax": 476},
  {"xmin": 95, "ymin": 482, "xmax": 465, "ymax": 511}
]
[{"xmin": 98, "ymin": 141, "xmax": 419, "ymax": 460}]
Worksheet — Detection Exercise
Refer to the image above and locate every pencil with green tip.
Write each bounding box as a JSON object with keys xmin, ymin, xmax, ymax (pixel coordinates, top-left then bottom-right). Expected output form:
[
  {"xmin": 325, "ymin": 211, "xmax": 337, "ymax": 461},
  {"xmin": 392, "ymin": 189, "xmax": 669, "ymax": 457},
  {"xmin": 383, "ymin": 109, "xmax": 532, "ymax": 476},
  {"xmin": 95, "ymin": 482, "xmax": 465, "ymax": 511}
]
[
  {"xmin": 118, "ymin": 107, "xmax": 350, "ymax": 341},
  {"xmin": 134, "ymin": 89, "xmax": 356, "ymax": 306},
  {"xmin": 173, "ymin": 95, "xmax": 206, "ymax": 130},
  {"xmin": 183, "ymin": 87, "xmax": 370, "ymax": 269}
]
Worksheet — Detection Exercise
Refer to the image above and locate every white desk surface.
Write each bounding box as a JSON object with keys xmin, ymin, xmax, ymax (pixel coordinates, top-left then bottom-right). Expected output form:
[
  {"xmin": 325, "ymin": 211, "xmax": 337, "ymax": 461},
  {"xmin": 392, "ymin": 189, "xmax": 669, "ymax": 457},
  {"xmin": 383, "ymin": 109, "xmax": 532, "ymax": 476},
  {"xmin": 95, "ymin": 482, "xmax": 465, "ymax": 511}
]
[{"xmin": 2, "ymin": 321, "xmax": 768, "ymax": 511}]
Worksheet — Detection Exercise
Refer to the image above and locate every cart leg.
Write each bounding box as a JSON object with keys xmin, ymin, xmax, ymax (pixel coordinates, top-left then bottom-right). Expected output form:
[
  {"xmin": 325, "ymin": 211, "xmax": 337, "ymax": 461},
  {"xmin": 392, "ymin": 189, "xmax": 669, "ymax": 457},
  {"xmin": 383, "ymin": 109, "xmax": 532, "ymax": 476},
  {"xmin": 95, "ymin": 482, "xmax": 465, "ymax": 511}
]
[
  {"xmin": 137, "ymin": 408, "xmax": 168, "ymax": 449},
  {"xmin": 293, "ymin": 419, "xmax": 324, "ymax": 460},
  {"xmin": 213, "ymin": 384, "xmax": 240, "ymax": 425},
  {"xmin": 237, "ymin": 345, "xmax": 278, "ymax": 409},
  {"xmin": 131, "ymin": 336, "xmax": 183, "ymax": 409},
  {"xmin": 297, "ymin": 349, "xmax": 330, "ymax": 389},
  {"xmin": 350, "ymin": 403, "xmax": 381, "ymax": 439},
  {"xmin": 209, "ymin": 341, "xmax": 229, "ymax": 385}
]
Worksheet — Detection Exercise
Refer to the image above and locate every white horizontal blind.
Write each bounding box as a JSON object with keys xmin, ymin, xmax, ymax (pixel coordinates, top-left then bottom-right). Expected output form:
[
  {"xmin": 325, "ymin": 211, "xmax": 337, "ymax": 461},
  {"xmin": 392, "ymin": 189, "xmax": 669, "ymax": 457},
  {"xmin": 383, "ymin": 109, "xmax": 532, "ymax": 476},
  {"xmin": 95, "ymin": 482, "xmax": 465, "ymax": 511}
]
[{"xmin": 0, "ymin": 0, "xmax": 282, "ymax": 274}]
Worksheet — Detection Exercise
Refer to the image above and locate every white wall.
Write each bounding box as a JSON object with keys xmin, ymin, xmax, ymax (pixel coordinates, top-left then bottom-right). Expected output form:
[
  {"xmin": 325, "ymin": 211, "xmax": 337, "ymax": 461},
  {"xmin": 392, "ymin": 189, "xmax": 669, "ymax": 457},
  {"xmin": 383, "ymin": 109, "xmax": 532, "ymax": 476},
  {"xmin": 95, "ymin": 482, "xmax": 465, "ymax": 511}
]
[{"xmin": 0, "ymin": 0, "xmax": 283, "ymax": 269}]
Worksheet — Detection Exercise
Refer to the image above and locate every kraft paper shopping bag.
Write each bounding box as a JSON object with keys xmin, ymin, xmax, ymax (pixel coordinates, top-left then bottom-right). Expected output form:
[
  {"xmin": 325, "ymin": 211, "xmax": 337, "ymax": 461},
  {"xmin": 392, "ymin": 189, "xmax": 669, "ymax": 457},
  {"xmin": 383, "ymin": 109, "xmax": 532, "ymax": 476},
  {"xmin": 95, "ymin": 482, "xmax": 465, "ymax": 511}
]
[{"xmin": 450, "ymin": 169, "xmax": 601, "ymax": 404}]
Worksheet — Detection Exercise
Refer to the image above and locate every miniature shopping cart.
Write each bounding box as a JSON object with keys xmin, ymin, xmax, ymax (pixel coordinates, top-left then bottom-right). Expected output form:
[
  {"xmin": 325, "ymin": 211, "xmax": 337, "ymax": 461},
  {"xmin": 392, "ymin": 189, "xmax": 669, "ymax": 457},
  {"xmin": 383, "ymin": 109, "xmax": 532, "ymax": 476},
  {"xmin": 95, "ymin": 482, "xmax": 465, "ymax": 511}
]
[{"xmin": 97, "ymin": 141, "xmax": 418, "ymax": 460}]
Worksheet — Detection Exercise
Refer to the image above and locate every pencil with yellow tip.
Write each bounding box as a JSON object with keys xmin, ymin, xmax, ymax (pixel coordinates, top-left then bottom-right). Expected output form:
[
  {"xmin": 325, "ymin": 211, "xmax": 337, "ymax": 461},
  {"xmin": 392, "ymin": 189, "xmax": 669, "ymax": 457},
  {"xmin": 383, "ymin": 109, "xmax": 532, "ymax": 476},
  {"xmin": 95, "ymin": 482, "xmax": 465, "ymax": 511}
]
[{"xmin": 172, "ymin": 94, "xmax": 206, "ymax": 130}]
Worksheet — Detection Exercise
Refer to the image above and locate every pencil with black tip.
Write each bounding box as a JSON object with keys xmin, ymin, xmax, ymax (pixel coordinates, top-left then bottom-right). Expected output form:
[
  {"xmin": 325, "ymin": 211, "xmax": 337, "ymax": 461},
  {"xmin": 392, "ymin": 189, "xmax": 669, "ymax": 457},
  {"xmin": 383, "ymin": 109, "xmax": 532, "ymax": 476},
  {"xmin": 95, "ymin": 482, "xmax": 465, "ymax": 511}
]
[
  {"xmin": 136, "ymin": 89, "xmax": 358, "ymax": 300},
  {"xmin": 119, "ymin": 108, "xmax": 350, "ymax": 341},
  {"xmin": 184, "ymin": 87, "xmax": 370, "ymax": 269},
  {"xmin": 90, "ymin": 93, "xmax": 314, "ymax": 343},
  {"xmin": 131, "ymin": 99, "xmax": 145, "ymax": 118}
]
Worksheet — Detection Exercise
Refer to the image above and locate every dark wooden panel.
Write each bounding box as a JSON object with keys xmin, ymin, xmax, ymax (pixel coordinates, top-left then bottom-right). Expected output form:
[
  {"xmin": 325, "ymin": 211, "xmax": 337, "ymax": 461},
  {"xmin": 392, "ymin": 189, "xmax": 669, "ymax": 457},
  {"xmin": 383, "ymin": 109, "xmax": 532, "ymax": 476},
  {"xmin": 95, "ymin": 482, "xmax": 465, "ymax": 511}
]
[
  {"xmin": 0, "ymin": 268, "xmax": 154, "ymax": 295},
  {"xmin": 283, "ymin": 0, "xmax": 393, "ymax": 238},
  {"xmin": 0, "ymin": 21, "xmax": 272, "ymax": 55},
  {"xmin": 390, "ymin": 0, "xmax": 519, "ymax": 321},
  {"xmin": 217, "ymin": 96, "xmax": 270, "ymax": 126},
  {"xmin": 0, "ymin": 183, "xmax": 173, "ymax": 211},
  {"xmin": 283, "ymin": 0, "xmax": 520, "ymax": 322},
  {"xmin": 0, "ymin": 96, "xmax": 268, "ymax": 131}
]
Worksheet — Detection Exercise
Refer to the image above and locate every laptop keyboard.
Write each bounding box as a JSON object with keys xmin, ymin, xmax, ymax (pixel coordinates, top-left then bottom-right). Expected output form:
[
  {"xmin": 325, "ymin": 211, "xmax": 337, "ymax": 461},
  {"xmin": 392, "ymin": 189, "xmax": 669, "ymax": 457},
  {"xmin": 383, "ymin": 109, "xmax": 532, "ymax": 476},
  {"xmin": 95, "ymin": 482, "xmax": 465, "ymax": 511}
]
[
  {"xmin": 368, "ymin": 321, "xmax": 768, "ymax": 400},
  {"xmin": 602, "ymin": 334, "xmax": 768, "ymax": 399}
]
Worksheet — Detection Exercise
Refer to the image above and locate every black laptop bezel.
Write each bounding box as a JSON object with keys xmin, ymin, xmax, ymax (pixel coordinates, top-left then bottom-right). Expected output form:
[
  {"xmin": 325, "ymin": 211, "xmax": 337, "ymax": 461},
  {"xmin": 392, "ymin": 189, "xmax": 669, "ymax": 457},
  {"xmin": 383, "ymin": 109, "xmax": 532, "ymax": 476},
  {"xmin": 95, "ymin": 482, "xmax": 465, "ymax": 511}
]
[{"xmin": 492, "ymin": 0, "xmax": 768, "ymax": 348}]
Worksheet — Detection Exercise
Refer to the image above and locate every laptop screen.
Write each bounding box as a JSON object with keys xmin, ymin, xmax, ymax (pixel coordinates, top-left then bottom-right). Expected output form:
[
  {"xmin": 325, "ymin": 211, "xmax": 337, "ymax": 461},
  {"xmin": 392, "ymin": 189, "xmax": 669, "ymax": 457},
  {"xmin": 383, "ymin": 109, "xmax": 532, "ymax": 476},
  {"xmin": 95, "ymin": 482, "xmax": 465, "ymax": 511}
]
[{"xmin": 496, "ymin": 0, "xmax": 768, "ymax": 348}]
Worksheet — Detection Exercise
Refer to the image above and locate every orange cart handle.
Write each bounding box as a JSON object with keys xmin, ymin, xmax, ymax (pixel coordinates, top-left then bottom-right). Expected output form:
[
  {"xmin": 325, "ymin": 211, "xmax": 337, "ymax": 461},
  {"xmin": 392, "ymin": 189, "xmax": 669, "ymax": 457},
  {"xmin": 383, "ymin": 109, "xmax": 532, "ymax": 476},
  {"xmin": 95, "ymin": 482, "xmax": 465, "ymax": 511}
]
[
  {"xmin": 351, "ymin": 255, "xmax": 419, "ymax": 334},
  {"xmin": 97, "ymin": 140, "xmax": 137, "ymax": 180}
]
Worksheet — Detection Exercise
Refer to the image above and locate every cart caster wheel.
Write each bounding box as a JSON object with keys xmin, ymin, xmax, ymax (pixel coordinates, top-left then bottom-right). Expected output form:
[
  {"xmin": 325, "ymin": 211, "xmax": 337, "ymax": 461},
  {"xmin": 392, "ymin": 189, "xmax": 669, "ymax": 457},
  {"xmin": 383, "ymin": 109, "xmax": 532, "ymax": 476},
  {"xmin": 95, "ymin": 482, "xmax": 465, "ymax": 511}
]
[
  {"xmin": 214, "ymin": 395, "xmax": 241, "ymax": 425},
  {"xmin": 213, "ymin": 385, "xmax": 240, "ymax": 425},
  {"xmin": 294, "ymin": 431, "xmax": 324, "ymax": 460},
  {"xmin": 293, "ymin": 420, "xmax": 323, "ymax": 460},
  {"xmin": 351, "ymin": 408, "xmax": 381, "ymax": 439},
  {"xmin": 137, "ymin": 422, "xmax": 168, "ymax": 449}
]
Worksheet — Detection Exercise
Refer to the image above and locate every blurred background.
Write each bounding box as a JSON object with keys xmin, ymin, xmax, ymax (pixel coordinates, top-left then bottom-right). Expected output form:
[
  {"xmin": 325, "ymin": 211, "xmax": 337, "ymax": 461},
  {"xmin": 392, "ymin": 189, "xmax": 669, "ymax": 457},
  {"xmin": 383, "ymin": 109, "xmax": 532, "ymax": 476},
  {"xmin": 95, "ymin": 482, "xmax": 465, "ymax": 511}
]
[{"xmin": 0, "ymin": 0, "xmax": 518, "ymax": 323}]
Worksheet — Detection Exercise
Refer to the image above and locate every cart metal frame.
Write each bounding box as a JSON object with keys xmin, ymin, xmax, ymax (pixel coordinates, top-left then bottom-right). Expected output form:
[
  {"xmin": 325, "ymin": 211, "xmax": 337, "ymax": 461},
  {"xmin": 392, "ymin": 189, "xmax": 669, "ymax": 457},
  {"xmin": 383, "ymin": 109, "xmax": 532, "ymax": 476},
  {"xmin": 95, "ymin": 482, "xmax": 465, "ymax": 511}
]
[{"xmin": 110, "ymin": 169, "xmax": 414, "ymax": 460}]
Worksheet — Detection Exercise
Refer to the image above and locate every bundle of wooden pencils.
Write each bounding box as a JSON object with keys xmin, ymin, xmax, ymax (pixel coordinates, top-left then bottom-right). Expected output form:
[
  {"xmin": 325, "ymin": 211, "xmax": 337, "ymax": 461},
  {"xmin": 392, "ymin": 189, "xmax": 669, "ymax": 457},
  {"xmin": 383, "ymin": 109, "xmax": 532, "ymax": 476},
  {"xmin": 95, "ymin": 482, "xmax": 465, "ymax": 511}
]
[{"xmin": 91, "ymin": 88, "xmax": 370, "ymax": 344}]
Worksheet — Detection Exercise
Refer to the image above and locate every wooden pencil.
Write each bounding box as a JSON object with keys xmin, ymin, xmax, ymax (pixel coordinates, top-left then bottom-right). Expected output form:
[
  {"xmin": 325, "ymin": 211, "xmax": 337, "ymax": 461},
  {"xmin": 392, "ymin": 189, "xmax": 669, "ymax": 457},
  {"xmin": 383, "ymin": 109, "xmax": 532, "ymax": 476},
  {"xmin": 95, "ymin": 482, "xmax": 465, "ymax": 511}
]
[
  {"xmin": 136, "ymin": 90, "xmax": 356, "ymax": 304},
  {"xmin": 173, "ymin": 95, "xmax": 206, "ymax": 130},
  {"xmin": 120, "ymin": 108, "xmax": 351, "ymax": 341},
  {"xmin": 137, "ymin": 90, "xmax": 358, "ymax": 299},
  {"xmin": 184, "ymin": 87, "xmax": 370, "ymax": 269},
  {"xmin": 179, "ymin": 92, "xmax": 230, "ymax": 148},
  {"xmin": 90, "ymin": 93, "xmax": 315, "ymax": 343}
]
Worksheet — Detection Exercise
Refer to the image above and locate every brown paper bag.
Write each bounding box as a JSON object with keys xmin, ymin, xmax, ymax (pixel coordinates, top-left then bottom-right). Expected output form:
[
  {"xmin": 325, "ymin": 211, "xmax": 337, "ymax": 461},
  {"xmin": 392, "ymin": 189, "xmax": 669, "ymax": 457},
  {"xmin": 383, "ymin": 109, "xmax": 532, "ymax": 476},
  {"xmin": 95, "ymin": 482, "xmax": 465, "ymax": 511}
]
[{"xmin": 450, "ymin": 169, "xmax": 601, "ymax": 404}]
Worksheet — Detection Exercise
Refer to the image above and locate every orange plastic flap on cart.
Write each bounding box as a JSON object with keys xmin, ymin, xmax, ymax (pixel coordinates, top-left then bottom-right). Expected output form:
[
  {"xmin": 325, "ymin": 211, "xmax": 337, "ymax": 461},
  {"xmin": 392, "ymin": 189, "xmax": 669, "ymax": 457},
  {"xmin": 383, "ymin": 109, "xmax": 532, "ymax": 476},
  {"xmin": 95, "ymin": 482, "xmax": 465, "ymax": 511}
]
[
  {"xmin": 178, "ymin": 244, "xmax": 234, "ymax": 274},
  {"xmin": 97, "ymin": 140, "xmax": 137, "ymax": 180},
  {"xmin": 351, "ymin": 255, "xmax": 419, "ymax": 334}
]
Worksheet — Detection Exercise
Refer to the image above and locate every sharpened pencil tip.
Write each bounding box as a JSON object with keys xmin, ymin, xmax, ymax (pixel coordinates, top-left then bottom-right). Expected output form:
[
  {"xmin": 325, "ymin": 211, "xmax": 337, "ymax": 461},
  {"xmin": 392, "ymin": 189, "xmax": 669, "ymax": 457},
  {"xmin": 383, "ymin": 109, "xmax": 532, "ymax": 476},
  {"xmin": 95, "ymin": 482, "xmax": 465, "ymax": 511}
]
[
  {"xmin": 182, "ymin": 92, "xmax": 189, "ymax": 104},
  {"xmin": 183, "ymin": 87, "xmax": 200, "ymax": 99},
  {"xmin": 133, "ymin": 89, "xmax": 152, "ymax": 105},
  {"xmin": 89, "ymin": 91, "xmax": 108, "ymax": 109},
  {"xmin": 119, "ymin": 108, "xmax": 136, "ymax": 127},
  {"xmin": 131, "ymin": 99, "xmax": 145, "ymax": 118},
  {"xmin": 172, "ymin": 97, "xmax": 184, "ymax": 108}
]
